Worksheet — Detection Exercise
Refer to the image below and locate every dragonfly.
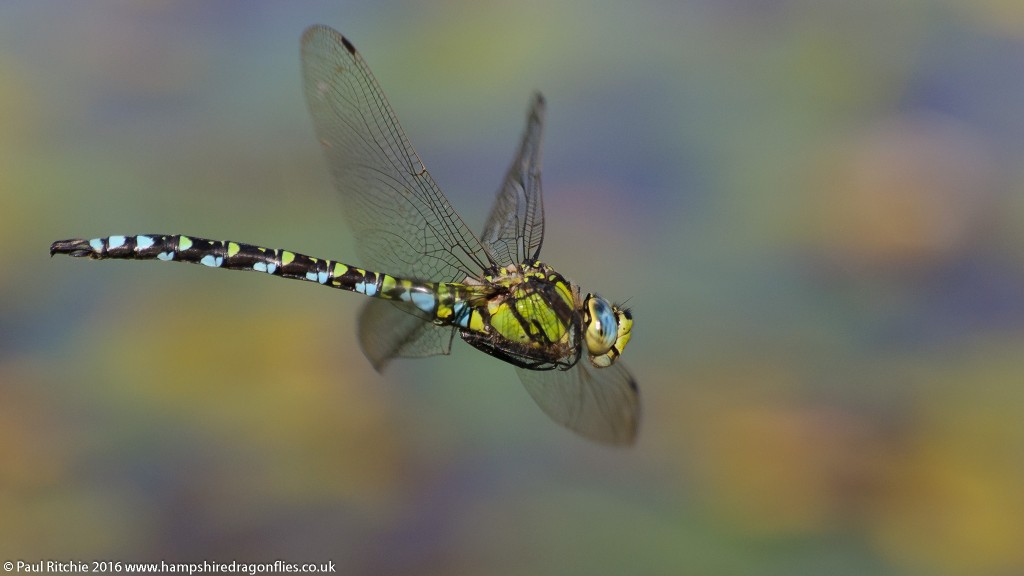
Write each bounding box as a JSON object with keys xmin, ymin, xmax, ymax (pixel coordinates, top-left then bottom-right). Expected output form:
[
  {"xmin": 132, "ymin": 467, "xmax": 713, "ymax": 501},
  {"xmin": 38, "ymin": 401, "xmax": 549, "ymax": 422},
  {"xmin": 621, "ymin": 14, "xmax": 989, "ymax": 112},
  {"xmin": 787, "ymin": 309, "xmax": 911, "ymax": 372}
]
[{"xmin": 51, "ymin": 25, "xmax": 639, "ymax": 444}]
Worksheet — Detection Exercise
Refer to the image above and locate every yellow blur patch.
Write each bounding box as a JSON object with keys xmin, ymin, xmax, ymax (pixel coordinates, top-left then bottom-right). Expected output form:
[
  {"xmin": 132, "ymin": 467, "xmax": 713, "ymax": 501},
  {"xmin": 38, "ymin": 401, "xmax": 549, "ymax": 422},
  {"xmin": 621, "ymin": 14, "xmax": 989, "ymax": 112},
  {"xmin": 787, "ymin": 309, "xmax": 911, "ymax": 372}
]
[
  {"xmin": 281, "ymin": 251, "xmax": 295, "ymax": 266},
  {"xmin": 227, "ymin": 242, "xmax": 240, "ymax": 257},
  {"xmin": 178, "ymin": 236, "xmax": 193, "ymax": 250}
]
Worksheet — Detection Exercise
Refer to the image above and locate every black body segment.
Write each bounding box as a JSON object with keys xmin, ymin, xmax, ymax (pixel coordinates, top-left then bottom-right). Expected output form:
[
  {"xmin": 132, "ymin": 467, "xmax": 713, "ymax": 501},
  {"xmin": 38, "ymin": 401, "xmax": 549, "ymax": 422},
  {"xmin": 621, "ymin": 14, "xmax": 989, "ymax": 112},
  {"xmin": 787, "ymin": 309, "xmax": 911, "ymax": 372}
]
[{"xmin": 50, "ymin": 234, "xmax": 445, "ymax": 309}]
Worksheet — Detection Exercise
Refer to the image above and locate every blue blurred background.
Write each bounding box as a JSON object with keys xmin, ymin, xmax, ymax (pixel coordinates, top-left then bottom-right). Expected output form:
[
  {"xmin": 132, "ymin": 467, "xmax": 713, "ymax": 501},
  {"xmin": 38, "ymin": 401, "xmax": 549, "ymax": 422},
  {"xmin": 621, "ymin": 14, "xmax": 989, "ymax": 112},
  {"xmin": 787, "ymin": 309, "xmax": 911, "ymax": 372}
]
[{"xmin": 3, "ymin": 1, "xmax": 1023, "ymax": 574}]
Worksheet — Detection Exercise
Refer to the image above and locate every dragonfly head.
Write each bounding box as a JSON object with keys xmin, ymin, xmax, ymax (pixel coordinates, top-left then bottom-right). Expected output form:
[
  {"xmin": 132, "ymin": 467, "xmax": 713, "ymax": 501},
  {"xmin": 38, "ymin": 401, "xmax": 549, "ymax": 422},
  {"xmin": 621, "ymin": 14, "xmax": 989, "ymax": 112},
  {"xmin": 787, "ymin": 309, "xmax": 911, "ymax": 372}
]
[{"xmin": 582, "ymin": 294, "xmax": 633, "ymax": 368}]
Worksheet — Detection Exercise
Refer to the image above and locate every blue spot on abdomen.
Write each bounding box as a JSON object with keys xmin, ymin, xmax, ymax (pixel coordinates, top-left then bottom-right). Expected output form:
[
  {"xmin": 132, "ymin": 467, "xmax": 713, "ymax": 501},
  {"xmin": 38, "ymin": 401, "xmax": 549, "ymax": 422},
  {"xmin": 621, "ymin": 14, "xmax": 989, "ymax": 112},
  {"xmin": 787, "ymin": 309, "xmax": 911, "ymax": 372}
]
[
  {"xmin": 411, "ymin": 291, "xmax": 435, "ymax": 313},
  {"xmin": 201, "ymin": 255, "xmax": 223, "ymax": 267}
]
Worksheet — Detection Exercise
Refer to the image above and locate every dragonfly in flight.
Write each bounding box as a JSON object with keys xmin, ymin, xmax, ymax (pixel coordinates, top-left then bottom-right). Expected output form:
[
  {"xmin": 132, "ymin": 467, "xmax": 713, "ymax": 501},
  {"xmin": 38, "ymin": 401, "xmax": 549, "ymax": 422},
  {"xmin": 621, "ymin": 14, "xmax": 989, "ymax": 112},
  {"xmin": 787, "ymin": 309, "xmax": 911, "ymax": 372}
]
[{"xmin": 51, "ymin": 25, "xmax": 639, "ymax": 444}]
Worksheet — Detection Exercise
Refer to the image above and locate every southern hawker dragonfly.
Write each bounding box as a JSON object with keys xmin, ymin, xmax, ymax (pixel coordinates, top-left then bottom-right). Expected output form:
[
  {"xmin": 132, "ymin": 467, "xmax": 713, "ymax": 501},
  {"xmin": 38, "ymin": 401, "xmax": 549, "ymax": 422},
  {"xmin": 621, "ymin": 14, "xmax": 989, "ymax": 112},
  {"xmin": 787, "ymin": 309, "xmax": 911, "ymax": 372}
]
[{"xmin": 51, "ymin": 25, "xmax": 639, "ymax": 444}]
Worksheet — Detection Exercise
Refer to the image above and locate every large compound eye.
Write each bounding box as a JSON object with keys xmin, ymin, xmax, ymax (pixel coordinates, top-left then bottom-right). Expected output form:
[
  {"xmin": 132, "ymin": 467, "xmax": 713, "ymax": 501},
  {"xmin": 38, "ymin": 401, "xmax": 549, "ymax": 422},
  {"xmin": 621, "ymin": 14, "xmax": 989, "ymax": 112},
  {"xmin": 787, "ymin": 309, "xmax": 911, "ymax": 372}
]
[
  {"xmin": 583, "ymin": 294, "xmax": 633, "ymax": 368},
  {"xmin": 584, "ymin": 295, "xmax": 617, "ymax": 356}
]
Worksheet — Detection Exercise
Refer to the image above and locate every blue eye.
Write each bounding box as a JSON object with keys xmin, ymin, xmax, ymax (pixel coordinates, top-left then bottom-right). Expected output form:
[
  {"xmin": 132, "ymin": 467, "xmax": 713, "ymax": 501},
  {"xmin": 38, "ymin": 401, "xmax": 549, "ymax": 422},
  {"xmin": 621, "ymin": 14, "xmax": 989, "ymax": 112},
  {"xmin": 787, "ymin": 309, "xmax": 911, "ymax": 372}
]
[{"xmin": 585, "ymin": 295, "xmax": 617, "ymax": 356}]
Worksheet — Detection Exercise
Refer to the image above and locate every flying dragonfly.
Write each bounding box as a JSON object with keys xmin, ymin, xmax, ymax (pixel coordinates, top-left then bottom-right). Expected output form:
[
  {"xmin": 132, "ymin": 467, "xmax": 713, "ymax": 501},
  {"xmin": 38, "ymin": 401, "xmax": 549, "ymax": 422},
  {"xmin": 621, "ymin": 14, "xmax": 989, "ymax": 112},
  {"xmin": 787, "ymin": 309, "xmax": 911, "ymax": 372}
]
[{"xmin": 51, "ymin": 25, "xmax": 639, "ymax": 444}]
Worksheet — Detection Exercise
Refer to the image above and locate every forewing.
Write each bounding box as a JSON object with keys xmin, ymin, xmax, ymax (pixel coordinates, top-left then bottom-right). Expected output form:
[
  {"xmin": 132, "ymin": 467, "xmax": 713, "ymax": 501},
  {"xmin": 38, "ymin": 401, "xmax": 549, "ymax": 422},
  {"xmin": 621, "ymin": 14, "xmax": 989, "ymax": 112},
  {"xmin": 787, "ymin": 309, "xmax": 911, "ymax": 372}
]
[
  {"xmin": 516, "ymin": 361, "xmax": 640, "ymax": 445},
  {"xmin": 480, "ymin": 93, "xmax": 546, "ymax": 267},
  {"xmin": 357, "ymin": 298, "xmax": 453, "ymax": 371},
  {"xmin": 301, "ymin": 25, "xmax": 491, "ymax": 282}
]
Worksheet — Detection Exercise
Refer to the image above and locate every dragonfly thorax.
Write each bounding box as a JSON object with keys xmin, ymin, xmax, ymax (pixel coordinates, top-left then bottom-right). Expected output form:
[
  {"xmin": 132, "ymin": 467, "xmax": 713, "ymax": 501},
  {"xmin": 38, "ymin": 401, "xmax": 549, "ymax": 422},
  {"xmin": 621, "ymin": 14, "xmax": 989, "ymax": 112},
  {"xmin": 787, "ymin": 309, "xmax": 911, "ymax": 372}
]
[{"xmin": 456, "ymin": 262, "xmax": 581, "ymax": 370}]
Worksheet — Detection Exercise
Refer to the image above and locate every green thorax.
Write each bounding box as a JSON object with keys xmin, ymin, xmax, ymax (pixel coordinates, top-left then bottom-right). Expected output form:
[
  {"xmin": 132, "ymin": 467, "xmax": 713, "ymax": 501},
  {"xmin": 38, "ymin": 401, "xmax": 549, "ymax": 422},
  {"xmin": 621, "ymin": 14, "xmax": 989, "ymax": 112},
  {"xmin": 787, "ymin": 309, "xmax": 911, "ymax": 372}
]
[{"xmin": 455, "ymin": 261, "xmax": 581, "ymax": 370}]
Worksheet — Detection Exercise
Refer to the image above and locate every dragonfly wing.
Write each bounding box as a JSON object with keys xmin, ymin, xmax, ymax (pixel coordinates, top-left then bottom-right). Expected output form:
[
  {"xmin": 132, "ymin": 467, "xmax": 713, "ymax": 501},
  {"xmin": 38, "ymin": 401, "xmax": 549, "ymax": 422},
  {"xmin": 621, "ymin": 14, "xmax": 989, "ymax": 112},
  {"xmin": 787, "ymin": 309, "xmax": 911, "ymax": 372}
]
[
  {"xmin": 480, "ymin": 93, "xmax": 546, "ymax": 268},
  {"xmin": 357, "ymin": 299, "xmax": 453, "ymax": 372},
  {"xmin": 516, "ymin": 360, "xmax": 640, "ymax": 445},
  {"xmin": 301, "ymin": 25, "xmax": 492, "ymax": 282}
]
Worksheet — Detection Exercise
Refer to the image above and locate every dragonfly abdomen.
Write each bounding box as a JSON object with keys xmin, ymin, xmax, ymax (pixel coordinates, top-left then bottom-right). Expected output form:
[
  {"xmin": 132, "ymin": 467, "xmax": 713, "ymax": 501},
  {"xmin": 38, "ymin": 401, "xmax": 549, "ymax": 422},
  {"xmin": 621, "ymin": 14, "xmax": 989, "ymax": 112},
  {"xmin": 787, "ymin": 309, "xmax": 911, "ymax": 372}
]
[
  {"xmin": 49, "ymin": 234, "xmax": 475, "ymax": 320},
  {"xmin": 52, "ymin": 234, "xmax": 347, "ymax": 284}
]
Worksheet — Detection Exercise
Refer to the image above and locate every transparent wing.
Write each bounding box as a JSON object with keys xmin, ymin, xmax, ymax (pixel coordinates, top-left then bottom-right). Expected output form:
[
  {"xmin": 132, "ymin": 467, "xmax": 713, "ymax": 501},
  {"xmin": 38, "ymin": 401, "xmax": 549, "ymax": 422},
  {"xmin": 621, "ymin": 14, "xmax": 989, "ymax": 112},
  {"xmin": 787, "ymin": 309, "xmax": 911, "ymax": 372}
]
[
  {"xmin": 480, "ymin": 93, "xmax": 546, "ymax": 268},
  {"xmin": 516, "ymin": 361, "xmax": 640, "ymax": 445},
  {"xmin": 357, "ymin": 299, "xmax": 453, "ymax": 371},
  {"xmin": 301, "ymin": 25, "xmax": 492, "ymax": 282}
]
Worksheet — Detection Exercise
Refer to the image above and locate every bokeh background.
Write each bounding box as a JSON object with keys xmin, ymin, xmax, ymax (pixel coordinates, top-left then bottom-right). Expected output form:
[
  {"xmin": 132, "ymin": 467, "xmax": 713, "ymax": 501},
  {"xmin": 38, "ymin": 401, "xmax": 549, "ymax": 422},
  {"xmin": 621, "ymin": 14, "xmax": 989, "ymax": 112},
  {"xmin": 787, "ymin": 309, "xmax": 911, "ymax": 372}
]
[{"xmin": 3, "ymin": 1, "xmax": 1023, "ymax": 574}]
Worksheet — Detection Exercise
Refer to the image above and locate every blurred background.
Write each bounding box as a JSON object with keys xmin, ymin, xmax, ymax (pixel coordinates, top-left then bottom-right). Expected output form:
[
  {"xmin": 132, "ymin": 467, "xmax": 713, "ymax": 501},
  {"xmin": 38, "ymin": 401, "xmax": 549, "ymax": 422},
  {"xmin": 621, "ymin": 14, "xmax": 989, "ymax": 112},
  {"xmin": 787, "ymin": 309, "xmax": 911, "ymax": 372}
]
[{"xmin": 2, "ymin": 1, "xmax": 1023, "ymax": 574}]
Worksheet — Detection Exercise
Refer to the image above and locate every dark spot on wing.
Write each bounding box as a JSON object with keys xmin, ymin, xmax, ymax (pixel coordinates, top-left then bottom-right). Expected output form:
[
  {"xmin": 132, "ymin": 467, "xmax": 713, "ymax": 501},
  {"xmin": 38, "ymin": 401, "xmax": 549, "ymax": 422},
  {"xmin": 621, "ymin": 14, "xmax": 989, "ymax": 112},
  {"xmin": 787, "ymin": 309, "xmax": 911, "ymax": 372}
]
[{"xmin": 341, "ymin": 36, "xmax": 357, "ymax": 55}]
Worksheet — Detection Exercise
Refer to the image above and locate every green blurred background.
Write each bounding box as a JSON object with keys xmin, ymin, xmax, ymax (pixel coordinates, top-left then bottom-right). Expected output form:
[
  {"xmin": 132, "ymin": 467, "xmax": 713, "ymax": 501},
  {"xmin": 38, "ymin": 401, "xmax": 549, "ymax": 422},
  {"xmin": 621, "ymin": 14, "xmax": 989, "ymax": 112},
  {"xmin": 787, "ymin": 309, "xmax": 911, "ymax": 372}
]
[{"xmin": 3, "ymin": 1, "xmax": 1023, "ymax": 574}]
